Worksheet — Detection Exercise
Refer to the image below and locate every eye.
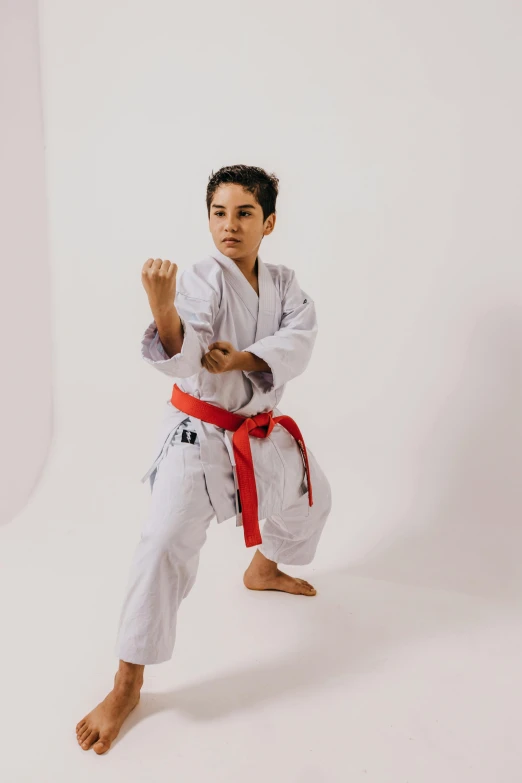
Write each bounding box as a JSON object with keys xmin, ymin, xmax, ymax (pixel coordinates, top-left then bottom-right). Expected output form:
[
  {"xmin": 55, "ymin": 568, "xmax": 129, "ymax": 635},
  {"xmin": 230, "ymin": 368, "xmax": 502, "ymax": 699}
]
[{"xmin": 213, "ymin": 211, "xmax": 251, "ymax": 217}]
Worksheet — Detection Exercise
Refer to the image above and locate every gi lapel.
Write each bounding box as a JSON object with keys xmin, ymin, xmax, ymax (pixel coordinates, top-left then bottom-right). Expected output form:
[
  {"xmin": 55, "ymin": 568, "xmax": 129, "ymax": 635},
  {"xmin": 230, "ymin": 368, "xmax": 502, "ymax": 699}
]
[
  {"xmin": 254, "ymin": 254, "xmax": 280, "ymax": 342},
  {"xmin": 209, "ymin": 249, "xmax": 259, "ymax": 322},
  {"xmin": 208, "ymin": 249, "xmax": 280, "ymax": 339}
]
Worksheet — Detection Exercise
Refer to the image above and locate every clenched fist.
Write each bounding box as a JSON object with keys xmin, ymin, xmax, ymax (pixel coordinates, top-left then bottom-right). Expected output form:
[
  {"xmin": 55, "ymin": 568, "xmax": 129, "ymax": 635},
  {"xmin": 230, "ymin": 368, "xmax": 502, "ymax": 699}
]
[
  {"xmin": 141, "ymin": 258, "xmax": 178, "ymax": 313},
  {"xmin": 201, "ymin": 341, "xmax": 242, "ymax": 374}
]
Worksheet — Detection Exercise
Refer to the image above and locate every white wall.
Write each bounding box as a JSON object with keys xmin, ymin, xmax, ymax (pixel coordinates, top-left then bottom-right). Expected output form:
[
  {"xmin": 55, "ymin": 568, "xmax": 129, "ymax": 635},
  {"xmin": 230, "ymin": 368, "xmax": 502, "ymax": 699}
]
[
  {"xmin": 4, "ymin": 1, "xmax": 522, "ymax": 599},
  {"xmin": 0, "ymin": 0, "xmax": 52, "ymax": 525}
]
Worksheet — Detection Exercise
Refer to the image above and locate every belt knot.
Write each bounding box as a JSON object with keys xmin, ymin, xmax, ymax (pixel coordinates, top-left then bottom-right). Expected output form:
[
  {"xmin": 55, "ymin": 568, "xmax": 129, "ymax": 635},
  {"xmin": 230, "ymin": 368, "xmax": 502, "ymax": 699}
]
[
  {"xmin": 247, "ymin": 410, "xmax": 275, "ymax": 438},
  {"xmin": 170, "ymin": 384, "xmax": 313, "ymax": 548}
]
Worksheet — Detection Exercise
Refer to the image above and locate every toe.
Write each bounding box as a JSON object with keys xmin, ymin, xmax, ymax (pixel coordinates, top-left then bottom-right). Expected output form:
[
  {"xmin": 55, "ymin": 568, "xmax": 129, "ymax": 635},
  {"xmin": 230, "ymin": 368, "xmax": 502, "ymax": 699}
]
[
  {"xmin": 76, "ymin": 719, "xmax": 86, "ymax": 732},
  {"xmin": 299, "ymin": 580, "xmax": 316, "ymax": 594},
  {"xmin": 82, "ymin": 730, "xmax": 99, "ymax": 750},
  {"xmin": 78, "ymin": 725, "xmax": 90, "ymax": 742},
  {"xmin": 80, "ymin": 730, "xmax": 93, "ymax": 749},
  {"xmin": 93, "ymin": 736, "xmax": 111, "ymax": 755}
]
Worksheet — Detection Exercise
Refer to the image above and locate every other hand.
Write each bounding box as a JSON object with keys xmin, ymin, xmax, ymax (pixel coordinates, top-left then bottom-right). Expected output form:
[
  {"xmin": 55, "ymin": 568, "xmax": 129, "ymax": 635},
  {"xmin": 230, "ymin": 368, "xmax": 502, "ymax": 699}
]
[
  {"xmin": 141, "ymin": 258, "xmax": 178, "ymax": 313},
  {"xmin": 201, "ymin": 341, "xmax": 242, "ymax": 374}
]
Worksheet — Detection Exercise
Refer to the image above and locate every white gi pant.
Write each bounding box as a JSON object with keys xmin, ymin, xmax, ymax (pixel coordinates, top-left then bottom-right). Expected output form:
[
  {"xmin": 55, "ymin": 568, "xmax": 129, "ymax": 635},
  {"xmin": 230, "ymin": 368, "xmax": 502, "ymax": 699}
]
[{"xmin": 115, "ymin": 418, "xmax": 332, "ymax": 665}]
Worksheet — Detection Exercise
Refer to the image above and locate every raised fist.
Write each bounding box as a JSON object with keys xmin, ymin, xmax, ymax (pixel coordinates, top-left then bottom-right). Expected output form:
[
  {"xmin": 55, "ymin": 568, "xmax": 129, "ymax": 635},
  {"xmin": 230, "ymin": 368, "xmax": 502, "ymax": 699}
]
[{"xmin": 141, "ymin": 258, "xmax": 178, "ymax": 313}]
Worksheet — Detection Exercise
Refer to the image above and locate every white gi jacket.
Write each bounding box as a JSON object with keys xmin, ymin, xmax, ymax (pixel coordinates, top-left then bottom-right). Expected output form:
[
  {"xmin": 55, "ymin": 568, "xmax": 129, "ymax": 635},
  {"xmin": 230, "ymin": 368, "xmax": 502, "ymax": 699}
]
[{"xmin": 140, "ymin": 248, "xmax": 318, "ymax": 528}]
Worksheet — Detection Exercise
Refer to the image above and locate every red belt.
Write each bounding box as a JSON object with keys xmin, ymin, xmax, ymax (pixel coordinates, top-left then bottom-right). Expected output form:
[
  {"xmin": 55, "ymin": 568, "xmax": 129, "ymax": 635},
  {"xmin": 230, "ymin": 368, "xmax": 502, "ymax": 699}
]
[{"xmin": 170, "ymin": 384, "xmax": 313, "ymax": 548}]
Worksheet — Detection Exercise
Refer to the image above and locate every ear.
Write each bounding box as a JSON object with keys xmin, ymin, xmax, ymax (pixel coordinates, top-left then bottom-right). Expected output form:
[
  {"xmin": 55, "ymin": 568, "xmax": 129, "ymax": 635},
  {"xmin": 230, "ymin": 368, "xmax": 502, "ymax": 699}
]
[{"xmin": 263, "ymin": 213, "xmax": 276, "ymax": 236}]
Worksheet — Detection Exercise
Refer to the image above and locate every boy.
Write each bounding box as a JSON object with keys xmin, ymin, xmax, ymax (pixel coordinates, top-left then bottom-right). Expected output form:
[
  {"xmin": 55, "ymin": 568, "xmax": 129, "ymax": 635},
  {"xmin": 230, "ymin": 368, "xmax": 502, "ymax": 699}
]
[{"xmin": 75, "ymin": 164, "xmax": 332, "ymax": 754}]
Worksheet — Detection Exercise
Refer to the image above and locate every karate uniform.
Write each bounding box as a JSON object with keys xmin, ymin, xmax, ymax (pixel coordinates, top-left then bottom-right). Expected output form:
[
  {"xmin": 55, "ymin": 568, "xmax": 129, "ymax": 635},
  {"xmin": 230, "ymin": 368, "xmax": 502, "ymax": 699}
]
[{"xmin": 115, "ymin": 248, "xmax": 332, "ymax": 665}]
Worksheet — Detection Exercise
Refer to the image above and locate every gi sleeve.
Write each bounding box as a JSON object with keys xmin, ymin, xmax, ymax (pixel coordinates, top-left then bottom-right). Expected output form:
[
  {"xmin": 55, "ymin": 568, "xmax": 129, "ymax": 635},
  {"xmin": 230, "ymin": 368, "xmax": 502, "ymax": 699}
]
[
  {"xmin": 242, "ymin": 270, "xmax": 318, "ymax": 392},
  {"xmin": 141, "ymin": 269, "xmax": 219, "ymax": 378}
]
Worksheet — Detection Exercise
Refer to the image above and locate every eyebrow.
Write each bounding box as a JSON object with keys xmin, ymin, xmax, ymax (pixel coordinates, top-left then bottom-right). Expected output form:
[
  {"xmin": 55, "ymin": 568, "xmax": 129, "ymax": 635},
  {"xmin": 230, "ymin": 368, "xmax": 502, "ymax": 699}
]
[{"xmin": 211, "ymin": 204, "xmax": 257, "ymax": 210}]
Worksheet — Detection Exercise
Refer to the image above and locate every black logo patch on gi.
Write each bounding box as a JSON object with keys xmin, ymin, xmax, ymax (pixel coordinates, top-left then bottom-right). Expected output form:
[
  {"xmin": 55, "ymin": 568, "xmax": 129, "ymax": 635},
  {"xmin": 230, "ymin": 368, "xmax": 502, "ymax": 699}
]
[
  {"xmin": 181, "ymin": 429, "xmax": 198, "ymax": 444},
  {"xmin": 303, "ymin": 298, "xmax": 308, "ymax": 303}
]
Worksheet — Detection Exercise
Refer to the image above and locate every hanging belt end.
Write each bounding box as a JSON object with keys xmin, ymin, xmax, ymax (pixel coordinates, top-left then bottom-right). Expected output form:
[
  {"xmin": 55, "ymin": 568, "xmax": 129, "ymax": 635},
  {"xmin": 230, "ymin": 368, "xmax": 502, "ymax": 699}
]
[{"xmin": 244, "ymin": 533, "xmax": 263, "ymax": 548}]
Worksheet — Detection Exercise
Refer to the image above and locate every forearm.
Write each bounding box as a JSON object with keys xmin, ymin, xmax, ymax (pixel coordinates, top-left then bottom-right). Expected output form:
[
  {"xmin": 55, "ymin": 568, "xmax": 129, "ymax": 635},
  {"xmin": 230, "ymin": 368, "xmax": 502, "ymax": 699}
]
[
  {"xmin": 236, "ymin": 350, "xmax": 271, "ymax": 373},
  {"xmin": 153, "ymin": 305, "xmax": 184, "ymax": 358}
]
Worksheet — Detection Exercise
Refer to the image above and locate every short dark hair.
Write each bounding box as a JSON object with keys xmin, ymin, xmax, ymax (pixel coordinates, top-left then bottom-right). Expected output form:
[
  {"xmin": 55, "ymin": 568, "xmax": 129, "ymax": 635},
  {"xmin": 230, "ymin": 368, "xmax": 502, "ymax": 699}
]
[{"xmin": 206, "ymin": 164, "xmax": 279, "ymax": 222}]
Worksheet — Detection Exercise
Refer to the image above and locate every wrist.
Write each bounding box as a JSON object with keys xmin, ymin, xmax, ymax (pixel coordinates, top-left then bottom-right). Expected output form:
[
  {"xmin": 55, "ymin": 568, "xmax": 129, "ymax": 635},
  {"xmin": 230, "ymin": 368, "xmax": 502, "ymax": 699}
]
[
  {"xmin": 152, "ymin": 303, "xmax": 177, "ymax": 318},
  {"xmin": 235, "ymin": 350, "xmax": 270, "ymax": 374},
  {"xmin": 232, "ymin": 350, "xmax": 249, "ymax": 372}
]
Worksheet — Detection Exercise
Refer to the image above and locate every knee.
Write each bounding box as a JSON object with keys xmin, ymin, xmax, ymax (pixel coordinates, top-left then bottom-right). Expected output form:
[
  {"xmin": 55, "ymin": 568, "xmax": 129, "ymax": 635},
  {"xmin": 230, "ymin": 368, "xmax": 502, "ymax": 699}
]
[
  {"xmin": 142, "ymin": 518, "xmax": 206, "ymax": 563},
  {"xmin": 312, "ymin": 466, "xmax": 332, "ymax": 517},
  {"xmin": 324, "ymin": 477, "xmax": 332, "ymax": 514}
]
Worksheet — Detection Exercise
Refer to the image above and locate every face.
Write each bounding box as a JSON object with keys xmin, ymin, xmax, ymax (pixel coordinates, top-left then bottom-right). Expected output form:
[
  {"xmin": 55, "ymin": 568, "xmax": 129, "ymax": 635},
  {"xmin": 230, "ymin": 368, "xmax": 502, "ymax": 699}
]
[{"xmin": 208, "ymin": 183, "xmax": 276, "ymax": 262}]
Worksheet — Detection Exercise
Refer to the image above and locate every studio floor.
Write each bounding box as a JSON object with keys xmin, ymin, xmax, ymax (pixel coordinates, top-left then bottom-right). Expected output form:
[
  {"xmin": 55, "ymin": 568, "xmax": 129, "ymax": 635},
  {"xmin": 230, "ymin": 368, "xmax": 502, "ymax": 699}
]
[{"xmin": 1, "ymin": 444, "xmax": 521, "ymax": 783}]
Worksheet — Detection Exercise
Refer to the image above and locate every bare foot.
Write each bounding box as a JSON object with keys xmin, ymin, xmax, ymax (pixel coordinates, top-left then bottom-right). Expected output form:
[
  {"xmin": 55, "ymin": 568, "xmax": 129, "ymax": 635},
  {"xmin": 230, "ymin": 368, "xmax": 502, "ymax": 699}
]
[
  {"xmin": 243, "ymin": 549, "xmax": 316, "ymax": 596},
  {"xmin": 76, "ymin": 664, "xmax": 144, "ymax": 754}
]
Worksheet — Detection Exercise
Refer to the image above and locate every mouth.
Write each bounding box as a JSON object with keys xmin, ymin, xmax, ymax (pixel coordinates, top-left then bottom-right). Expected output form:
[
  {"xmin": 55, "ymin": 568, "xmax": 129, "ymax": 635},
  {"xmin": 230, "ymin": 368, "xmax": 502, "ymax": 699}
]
[{"xmin": 223, "ymin": 238, "xmax": 240, "ymax": 244}]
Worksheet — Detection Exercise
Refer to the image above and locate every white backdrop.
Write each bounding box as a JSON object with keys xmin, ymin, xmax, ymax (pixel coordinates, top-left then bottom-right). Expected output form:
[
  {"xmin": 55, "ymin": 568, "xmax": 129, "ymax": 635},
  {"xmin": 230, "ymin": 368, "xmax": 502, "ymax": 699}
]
[
  {"xmin": 0, "ymin": 0, "xmax": 52, "ymax": 526},
  {"xmin": 2, "ymin": 1, "xmax": 522, "ymax": 780},
  {"xmin": 33, "ymin": 0, "xmax": 522, "ymax": 587}
]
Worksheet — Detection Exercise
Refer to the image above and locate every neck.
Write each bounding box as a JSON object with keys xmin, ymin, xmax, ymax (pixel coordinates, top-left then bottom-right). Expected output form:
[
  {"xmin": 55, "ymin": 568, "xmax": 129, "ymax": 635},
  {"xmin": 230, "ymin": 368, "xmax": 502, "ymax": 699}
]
[
  {"xmin": 231, "ymin": 250, "xmax": 258, "ymax": 278},
  {"xmin": 212, "ymin": 246, "xmax": 261, "ymax": 279}
]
